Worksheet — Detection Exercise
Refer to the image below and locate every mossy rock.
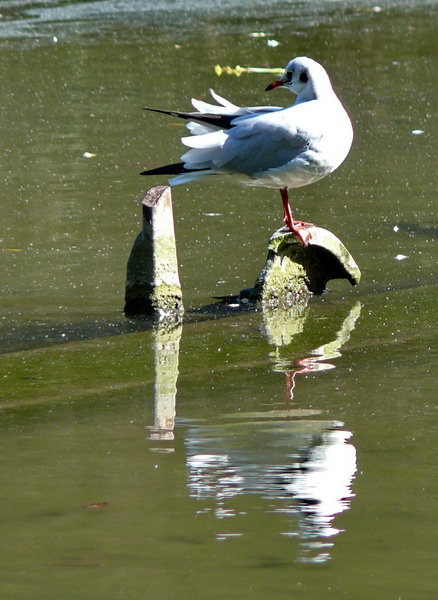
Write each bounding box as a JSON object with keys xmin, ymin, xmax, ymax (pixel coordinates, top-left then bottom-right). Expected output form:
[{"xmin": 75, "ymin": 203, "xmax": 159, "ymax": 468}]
[{"xmin": 246, "ymin": 226, "xmax": 361, "ymax": 306}]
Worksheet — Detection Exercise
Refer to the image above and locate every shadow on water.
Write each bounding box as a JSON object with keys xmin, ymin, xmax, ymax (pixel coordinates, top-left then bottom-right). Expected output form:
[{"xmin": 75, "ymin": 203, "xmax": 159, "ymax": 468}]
[
  {"xmin": 148, "ymin": 300, "xmax": 361, "ymax": 564},
  {"xmin": 393, "ymin": 221, "xmax": 438, "ymax": 238},
  {"xmin": 1, "ymin": 273, "xmax": 433, "ymax": 356}
]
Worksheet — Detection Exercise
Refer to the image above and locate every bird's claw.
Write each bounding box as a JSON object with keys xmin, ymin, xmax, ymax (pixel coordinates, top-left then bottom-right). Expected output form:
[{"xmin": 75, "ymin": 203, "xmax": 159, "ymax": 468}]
[
  {"xmin": 293, "ymin": 226, "xmax": 312, "ymax": 246},
  {"xmin": 283, "ymin": 218, "xmax": 313, "ymax": 245}
]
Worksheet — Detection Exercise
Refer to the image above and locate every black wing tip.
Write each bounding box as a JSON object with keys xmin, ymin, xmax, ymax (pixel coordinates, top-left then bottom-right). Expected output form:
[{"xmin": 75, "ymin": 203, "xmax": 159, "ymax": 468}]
[
  {"xmin": 142, "ymin": 107, "xmax": 182, "ymax": 118},
  {"xmin": 140, "ymin": 162, "xmax": 186, "ymax": 176},
  {"xmin": 142, "ymin": 106, "xmax": 235, "ymax": 130}
]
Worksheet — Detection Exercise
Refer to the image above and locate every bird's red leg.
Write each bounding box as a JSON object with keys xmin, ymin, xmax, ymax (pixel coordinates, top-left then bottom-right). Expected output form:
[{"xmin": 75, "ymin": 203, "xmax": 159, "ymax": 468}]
[
  {"xmin": 279, "ymin": 188, "xmax": 311, "ymax": 245},
  {"xmin": 280, "ymin": 187, "xmax": 295, "ymax": 230}
]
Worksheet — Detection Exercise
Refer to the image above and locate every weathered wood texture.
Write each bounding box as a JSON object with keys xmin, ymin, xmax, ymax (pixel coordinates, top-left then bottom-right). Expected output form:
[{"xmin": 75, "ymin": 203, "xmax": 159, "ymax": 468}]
[{"xmin": 124, "ymin": 186, "xmax": 183, "ymax": 318}]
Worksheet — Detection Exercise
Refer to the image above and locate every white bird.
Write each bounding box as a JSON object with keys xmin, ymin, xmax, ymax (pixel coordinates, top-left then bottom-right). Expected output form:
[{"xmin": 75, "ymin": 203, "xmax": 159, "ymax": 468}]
[{"xmin": 141, "ymin": 56, "xmax": 353, "ymax": 245}]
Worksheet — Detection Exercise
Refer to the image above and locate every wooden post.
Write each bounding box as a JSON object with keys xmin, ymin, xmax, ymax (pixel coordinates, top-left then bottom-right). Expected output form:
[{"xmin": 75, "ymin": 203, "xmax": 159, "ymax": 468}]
[
  {"xmin": 245, "ymin": 225, "xmax": 361, "ymax": 306},
  {"xmin": 124, "ymin": 186, "xmax": 183, "ymax": 319}
]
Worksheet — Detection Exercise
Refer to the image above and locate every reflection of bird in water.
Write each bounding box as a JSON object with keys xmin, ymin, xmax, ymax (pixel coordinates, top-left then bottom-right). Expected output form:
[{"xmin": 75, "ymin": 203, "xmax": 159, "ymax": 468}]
[
  {"xmin": 286, "ymin": 430, "xmax": 357, "ymax": 539},
  {"xmin": 186, "ymin": 426, "xmax": 357, "ymax": 561},
  {"xmin": 141, "ymin": 56, "xmax": 353, "ymax": 245}
]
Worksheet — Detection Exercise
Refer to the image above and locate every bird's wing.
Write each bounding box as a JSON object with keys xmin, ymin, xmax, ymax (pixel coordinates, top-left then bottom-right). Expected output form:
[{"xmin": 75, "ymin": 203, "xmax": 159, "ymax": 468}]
[
  {"xmin": 191, "ymin": 89, "xmax": 242, "ymax": 114},
  {"xmin": 144, "ymin": 90, "xmax": 284, "ymax": 136},
  {"xmin": 181, "ymin": 107, "xmax": 310, "ymax": 175},
  {"xmin": 187, "ymin": 89, "xmax": 283, "ymax": 135},
  {"xmin": 192, "ymin": 89, "xmax": 283, "ymax": 116}
]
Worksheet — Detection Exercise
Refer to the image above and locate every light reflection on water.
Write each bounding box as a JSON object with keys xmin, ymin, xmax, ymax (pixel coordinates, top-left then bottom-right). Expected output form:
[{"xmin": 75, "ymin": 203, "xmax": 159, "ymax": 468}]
[
  {"xmin": 186, "ymin": 426, "xmax": 356, "ymax": 563},
  {"xmin": 149, "ymin": 301, "xmax": 361, "ymax": 563}
]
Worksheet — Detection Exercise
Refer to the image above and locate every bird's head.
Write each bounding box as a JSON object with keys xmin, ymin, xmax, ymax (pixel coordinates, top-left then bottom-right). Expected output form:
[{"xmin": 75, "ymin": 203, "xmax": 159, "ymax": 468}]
[{"xmin": 266, "ymin": 56, "xmax": 331, "ymax": 101}]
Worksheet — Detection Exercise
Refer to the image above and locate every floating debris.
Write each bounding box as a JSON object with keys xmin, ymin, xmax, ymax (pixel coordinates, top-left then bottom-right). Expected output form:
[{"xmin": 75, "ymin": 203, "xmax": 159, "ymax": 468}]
[
  {"xmin": 214, "ymin": 64, "xmax": 284, "ymax": 77},
  {"xmin": 216, "ymin": 533, "xmax": 243, "ymax": 541},
  {"xmin": 83, "ymin": 151, "xmax": 96, "ymax": 158},
  {"xmin": 411, "ymin": 129, "xmax": 424, "ymax": 135},
  {"xmin": 395, "ymin": 254, "xmax": 408, "ymax": 261},
  {"xmin": 84, "ymin": 502, "xmax": 109, "ymax": 509},
  {"xmin": 267, "ymin": 39, "xmax": 280, "ymax": 48}
]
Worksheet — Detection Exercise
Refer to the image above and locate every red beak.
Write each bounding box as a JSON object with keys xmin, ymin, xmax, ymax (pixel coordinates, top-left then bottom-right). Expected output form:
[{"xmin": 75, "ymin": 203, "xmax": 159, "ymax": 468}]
[{"xmin": 265, "ymin": 79, "xmax": 285, "ymax": 91}]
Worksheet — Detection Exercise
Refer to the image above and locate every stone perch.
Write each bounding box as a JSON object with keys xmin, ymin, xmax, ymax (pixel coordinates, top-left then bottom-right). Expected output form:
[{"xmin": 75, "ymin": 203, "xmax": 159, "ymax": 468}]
[
  {"xmin": 124, "ymin": 186, "xmax": 183, "ymax": 319},
  {"xmin": 240, "ymin": 225, "xmax": 361, "ymax": 306}
]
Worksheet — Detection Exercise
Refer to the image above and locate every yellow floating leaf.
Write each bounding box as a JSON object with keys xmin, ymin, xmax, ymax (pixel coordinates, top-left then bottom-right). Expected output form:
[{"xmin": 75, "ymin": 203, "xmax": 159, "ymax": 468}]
[{"xmin": 214, "ymin": 65, "xmax": 284, "ymax": 77}]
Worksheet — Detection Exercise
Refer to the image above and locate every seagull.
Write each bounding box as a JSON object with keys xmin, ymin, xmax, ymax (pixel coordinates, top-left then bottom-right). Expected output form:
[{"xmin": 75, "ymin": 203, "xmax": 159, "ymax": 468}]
[{"xmin": 141, "ymin": 56, "xmax": 353, "ymax": 245}]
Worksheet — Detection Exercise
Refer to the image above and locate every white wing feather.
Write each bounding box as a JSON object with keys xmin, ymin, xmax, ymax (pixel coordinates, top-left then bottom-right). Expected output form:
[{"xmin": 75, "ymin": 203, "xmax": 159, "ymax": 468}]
[{"xmin": 168, "ymin": 83, "xmax": 352, "ymax": 189}]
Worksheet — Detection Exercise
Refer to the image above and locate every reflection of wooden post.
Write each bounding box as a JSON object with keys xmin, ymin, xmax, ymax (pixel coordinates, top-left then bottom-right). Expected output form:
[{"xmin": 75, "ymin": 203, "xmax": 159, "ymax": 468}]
[
  {"xmin": 125, "ymin": 186, "xmax": 183, "ymax": 319},
  {"xmin": 149, "ymin": 324, "xmax": 182, "ymax": 441},
  {"xmin": 246, "ymin": 226, "xmax": 361, "ymax": 306}
]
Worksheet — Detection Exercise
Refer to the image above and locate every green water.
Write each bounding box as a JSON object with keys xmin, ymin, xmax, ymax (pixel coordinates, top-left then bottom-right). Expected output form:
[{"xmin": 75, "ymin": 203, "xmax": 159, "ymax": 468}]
[{"xmin": 1, "ymin": 1, "xmax": 437, "ymax": 598}]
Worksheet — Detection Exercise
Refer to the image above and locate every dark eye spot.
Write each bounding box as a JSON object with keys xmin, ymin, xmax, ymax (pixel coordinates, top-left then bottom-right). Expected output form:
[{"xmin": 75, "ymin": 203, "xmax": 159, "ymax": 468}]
[
  {"xmin": 286, "ymin": 71, "xmax": 293, "ymax": 81},
  {"xmin": 300, "ymin": 71, "xmax": 308, "ymax": 83}
]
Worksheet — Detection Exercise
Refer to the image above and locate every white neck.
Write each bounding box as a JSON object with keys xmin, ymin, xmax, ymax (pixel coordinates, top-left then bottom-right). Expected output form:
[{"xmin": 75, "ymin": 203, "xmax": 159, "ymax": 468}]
[{"xmin": 297, "ymin": 70, "xmax": 334, "ymax": 103}]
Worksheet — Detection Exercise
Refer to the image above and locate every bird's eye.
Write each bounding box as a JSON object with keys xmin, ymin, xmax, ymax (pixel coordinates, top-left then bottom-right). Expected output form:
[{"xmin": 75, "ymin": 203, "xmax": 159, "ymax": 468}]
[
  {"xmin": 286, "ymin": 71, "xmax": 293, "ymax": 81},
  {"xmin": 299, "ymin": 71, "xmax": 308, "ymax": 83}
]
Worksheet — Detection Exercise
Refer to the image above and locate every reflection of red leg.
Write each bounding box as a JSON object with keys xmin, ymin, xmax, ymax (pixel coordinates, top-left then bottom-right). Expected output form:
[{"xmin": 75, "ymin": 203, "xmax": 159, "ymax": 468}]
[
  {"xmin": 285, "ymin": 358, "xmax": 317, "ymax": 408},
  {"xmin": 285, "ymin": 371, "xmax": 296, "ymax": 408},
  {"xmin": 279, "ymin": 188, "xmax": 312, "ymax": 245},
  {"xmin": 295, "ymin": 358, "xmax": 316, "ymax": 374}
]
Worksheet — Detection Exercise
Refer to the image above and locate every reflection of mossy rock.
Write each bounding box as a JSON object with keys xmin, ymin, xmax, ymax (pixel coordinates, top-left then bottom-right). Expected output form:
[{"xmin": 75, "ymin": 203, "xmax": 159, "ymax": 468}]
[
  {"xmin": 247, "ymin": 226, "xmax": 361, "ymax": 306},
  {"xmin": 262, "ymin": 303, "xmax": 309, "ymax": 346}
]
